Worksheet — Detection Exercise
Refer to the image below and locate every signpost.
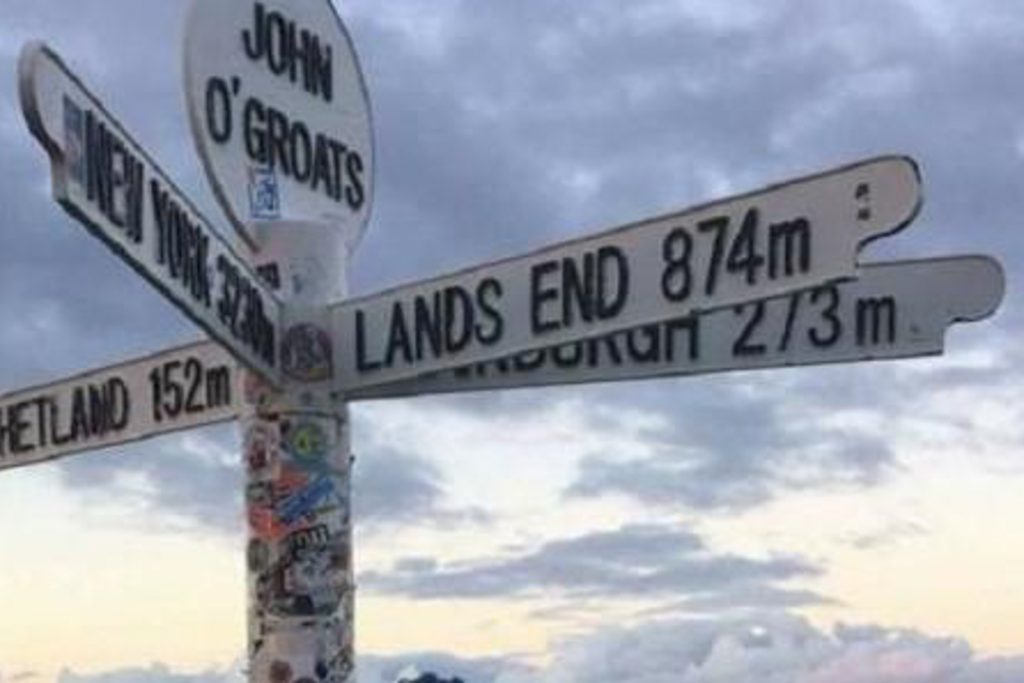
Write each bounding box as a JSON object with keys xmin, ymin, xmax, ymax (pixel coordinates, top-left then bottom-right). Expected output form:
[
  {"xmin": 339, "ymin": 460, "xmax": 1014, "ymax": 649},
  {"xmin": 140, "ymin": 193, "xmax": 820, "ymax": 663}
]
[
  {"xmin": 0, "ymin": 341, "xmax": 235, "ymax": 472},
  {"xmin": 0, "ymin": 254, "xmax": 1002, "ymax": 462},
  {"xmin": 20, "ymin": 43, "xmax": 283, "ymax": 385},
  {"xmin": 3, "ymin": 3, "xmax": 1008, "ymax": 683},
  {"xmin": 330, "ymin": 155, "xmax": 922, "ymax": 391},
  {"xmin": 184, "ymin": 0, "xmax": 374, "ymax": 250},
  {"xmin": 357, "ymin": 255, "xmax": 1006, "ymax": 399}
]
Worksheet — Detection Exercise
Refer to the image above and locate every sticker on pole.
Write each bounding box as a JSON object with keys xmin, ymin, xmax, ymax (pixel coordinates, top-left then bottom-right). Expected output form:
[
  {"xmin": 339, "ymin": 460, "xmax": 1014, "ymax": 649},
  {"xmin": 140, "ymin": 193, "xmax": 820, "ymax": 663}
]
[{"xmin": 184, "ymin": 0, "xmax": 374, "ymax": 249}]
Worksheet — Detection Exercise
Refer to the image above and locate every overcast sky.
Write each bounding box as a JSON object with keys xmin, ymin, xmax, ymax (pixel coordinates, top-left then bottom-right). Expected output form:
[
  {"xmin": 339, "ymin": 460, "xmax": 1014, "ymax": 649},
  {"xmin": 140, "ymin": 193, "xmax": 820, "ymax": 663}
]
[{"xmin": 1, "ymin": 1, "xmax": 1024, "ymax": 682}]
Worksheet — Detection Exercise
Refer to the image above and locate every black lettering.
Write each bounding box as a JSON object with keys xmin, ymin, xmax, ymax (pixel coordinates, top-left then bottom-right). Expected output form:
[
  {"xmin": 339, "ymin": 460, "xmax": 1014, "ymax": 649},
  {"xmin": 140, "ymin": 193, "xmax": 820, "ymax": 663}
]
[
  {"xmin": 665, "ymin": 317, "xmax": 700, "ymax": 363},
  {"xmin": 265, "ymin": 106, "xmax": 291, "ymax": 174},
  {"xmin": 309, "ymin": 37, "xmax": 333, "ymax": 102},
  {"xmin": 84, "ymin": 110, "xmax": 112, "ymax": 221},
  {"xmin": 266, "ymin": 10, "xmax": 289, "ymax": 75},
  {"xmin": 243, "ymin": 2, "xmax": 267, "ymax": 60},
  {"xmin": 809, "ymin": 286, "xmax": 842, "ymax": 348},
  {"xmin": 514, "ymin": 349, "xmax": 547, "ymax": 372},
  {"xmin": 290, "ymin": 121, "xmax": 313, "ymax": 182},
  {"xmin": 9, "ymin": 402, "xmax": 33, "ymax": 455},
  {"xmin": 531, "ymin": 260, "xmax": 560, "ymax": 334},
  {"xmin": 0, "ymin": 406, "xmax": 9, "ymax": 457},
  {"xmin": 168, "ymin": 205, "xmax": 185, "ymax": 279},
  {"xmin": 769, "ymin": 218, "xmax": 812, "ymax": 279},
  {"xmin": 244, "ymin": 2, "xmax": 334, "ymax": 102},
  {"xmin": 444, "ymin": 287, "xmax": 474, "ymax": 353},
  {"xmin": 107, "ymin": 137, "xmax": 127, "ymax": 228},
  {"xmin": 32, "ymin": 397, "xmax": 49, "ymax": 449},
  {"xmin": 733, "ymin": 303, "xmax": 767, "ymax": 357},
  {"xmin": 553, "ymin": 342, "xmax": 583, "ymax": 368},
  {"xmin": 311, "ymin": 136, "xmax": 333, "ymax": 195},
  {"xmin": 328, "ymin": 140, "xmax": 348, "ymax": 201},
  {"xmin": 414, "ymin": 292, "xmax": 443, "ymax": 361},
  {"xmin": 385, "ymin": 303, "xmax": 413, "ymax": 366},
  {"xmin": 194, "ymin": 233, "xmax": 212, "ymax": 306},
  {"xmin": 150, "ymin": 182, "xmax": 212, "ymax": 308},
  {"xmin": 125, "ymin": 154, "xmax": 144, "ymax": 243},
  {"xmin": 596, "ymin": 246, "xmax": 629, "ymax": 319},
  {"xmin": 108, "ymin": 378, "xmax": 130, "ymax": 431},
  {"xmin": 70, "ymin": 387, "xmax": 90, "ymax": 441},
  {"xmin": 243, "ymin": 98, "xmax": 269, "ymax": 164},
  {"xmin": 205, "ymin": 78, "xmax": 233, "ymax": 144},
  {"xmin": 152, "ymin": 180, "xmax": 169, "ymax": 264},
  {"xmin": 285, "ymin": 16, "xmax": 299, "ymax": 84},
  {"xmin": 626, "ymin": 325, "xmax": 660, "ymax": 363},
  {"xmin": 88, "ymin": 384, "xmax": 108, "ymax": 436},
  {"xmin": 50, "ymin": 398, "xmax": 72, "ymax": 446},
  {"xmin": 345, "ymin": 152, "xmax": 365, "ymax": 210},
  {"xmin": 561, "ymin": 254, "xmax": 594, "ymax": 328},
  {"xmin": 857, "ymin": 297, "xmax": 897, "ymax": 346},
  {"xmin": 594, "ymin": 335, "xmax": 623, "ymax": 368},
  {"xmin": 475, "ymin": 278, "xmax": 504, "ymax": 345}
]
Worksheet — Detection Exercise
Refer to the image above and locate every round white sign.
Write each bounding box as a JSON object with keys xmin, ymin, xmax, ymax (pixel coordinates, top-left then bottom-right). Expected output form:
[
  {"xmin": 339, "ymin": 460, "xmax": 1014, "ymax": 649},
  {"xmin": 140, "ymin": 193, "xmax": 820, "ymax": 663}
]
[{"xmin": 184, "ymin": 0, "xmax": 374, "ymax": 249}]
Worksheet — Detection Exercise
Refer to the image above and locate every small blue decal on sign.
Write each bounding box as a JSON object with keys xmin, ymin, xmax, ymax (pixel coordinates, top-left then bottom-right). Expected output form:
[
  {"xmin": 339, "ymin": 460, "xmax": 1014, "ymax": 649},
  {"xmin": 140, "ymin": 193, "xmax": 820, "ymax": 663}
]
[{"xmin": 248, "ymin": 166, "xmax": 280, "ymax": 219}]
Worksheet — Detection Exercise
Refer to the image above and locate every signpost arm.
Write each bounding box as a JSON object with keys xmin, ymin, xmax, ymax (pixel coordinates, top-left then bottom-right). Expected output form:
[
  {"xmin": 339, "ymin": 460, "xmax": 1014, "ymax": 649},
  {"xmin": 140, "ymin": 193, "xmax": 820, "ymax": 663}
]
[{"xmin": 242, "ymin": 223, "xmax": 355, "ymax": 683}]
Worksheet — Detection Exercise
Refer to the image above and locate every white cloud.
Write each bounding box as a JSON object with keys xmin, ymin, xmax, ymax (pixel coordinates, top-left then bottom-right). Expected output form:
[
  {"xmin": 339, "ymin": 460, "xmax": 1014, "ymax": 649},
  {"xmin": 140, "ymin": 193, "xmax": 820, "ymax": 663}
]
[
  {"xmin": 504, "ymin": 615, "xmax": 1024, "ymax": 683},
  {"xmin": 51, "ymin": 616, "xmax": 1024, "ymax": 683}
]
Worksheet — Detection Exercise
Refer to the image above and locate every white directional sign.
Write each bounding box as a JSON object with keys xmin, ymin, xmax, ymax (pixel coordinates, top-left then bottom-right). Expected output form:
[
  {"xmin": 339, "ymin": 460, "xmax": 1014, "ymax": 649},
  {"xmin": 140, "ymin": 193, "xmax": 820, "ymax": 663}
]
[
  {"xmin": 0, "ymin": 342, "xmax": 236, "ymax": 472},
  {"xmin": 0, "ymin": 255, "xmax": 1001, "ymax": 465},
  {"xmin": 330, "ymin": 156, "xmax": 923, "ymax": 392},
  {"xmin": 20, "ymin": 43, "xmax": 283, "ymax": 385},
  {"xmin": 184, "ymin": 0, "xmax": 374, "ymax": 249},
  {"xmin": 355, "ymin": 256, "xmax": 1005, "ymax": 399}
]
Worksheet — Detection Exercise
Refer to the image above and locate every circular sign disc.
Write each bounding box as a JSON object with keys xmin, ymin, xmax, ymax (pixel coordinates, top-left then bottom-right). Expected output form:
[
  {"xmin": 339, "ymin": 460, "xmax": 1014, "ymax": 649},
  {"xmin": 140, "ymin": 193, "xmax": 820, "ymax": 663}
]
[{"xmin": 184, "ymin": 0, "xmax": 374, "ymax": 250}]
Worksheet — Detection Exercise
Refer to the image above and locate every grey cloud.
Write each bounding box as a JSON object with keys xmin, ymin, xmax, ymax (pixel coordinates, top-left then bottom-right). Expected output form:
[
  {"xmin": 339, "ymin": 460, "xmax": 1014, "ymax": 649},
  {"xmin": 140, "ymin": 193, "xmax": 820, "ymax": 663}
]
[
  {"xmin": 565, "ymin": 377, "xmax": 896, "ymax": 512},
  {"xmin": 0, "ymin": 0, "xmax": 232, "ymax": 392},
  {"xmin": 353, "ymin": 445, "xmax": 492, "ymax": 531},
  {"xmin": 55, "ymin": 428, "xmax": 483, "ymax": 537},
  {"xmin": 360, "ymin": 523, "xmax": 821, "ymax": 606},
  {"xmin": 844, "ymin": 520, "xmax": 929, "ymax": 551},
  {"xmin": 513, "ymin": 613, "xmax": 1024, "ymax": 683},
  {"xmin": 46, "ymin": 615, "xmax": 1024, "ymax": 683},
  {"xmin": 347, "ymin": 0, "xmax": 1024, "ymax": 301},
  {"xmin": 669, "ymin": 585, "xmax": 840, "ymax": 615},
  {"xmin": 57, "ymin": 424, "xmax": 243, "ymax": 536}
]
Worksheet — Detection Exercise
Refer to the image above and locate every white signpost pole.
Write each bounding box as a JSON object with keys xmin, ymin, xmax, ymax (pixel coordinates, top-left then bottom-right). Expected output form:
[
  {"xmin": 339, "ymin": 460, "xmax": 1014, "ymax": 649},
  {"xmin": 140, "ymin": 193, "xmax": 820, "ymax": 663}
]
[
  {"xmin": 242, "ymin": 223, "xmax": 355, "ymax": 683},
  {"xmin": 182, "ymin": 1, "xmax": 374, "ymax": 680}
]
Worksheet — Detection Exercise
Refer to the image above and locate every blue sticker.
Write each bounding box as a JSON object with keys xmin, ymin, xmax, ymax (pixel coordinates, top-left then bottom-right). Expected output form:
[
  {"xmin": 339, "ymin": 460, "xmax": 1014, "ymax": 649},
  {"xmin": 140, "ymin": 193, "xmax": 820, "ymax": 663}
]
[
  {"xmin": 248, "ymin": 166, "xmax": 280, "ymax": 219},
  {"xmin": 277, "ymin": 476, "xmax": 334, "ymax": 525}
]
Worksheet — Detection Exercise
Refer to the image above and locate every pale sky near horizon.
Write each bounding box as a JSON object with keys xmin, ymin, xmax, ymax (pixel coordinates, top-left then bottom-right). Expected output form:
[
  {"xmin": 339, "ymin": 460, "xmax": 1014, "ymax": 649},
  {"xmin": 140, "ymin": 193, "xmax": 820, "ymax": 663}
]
[{"xmin": 1, "ymin": 2, "xmax": 1024, "ymax": 683}]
